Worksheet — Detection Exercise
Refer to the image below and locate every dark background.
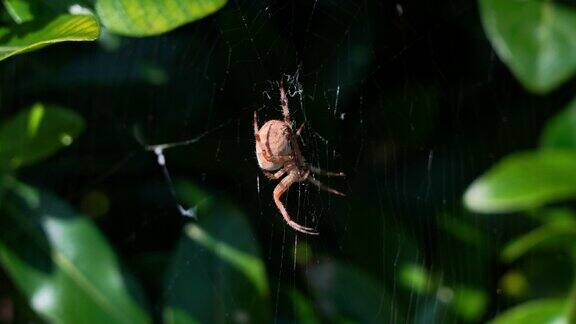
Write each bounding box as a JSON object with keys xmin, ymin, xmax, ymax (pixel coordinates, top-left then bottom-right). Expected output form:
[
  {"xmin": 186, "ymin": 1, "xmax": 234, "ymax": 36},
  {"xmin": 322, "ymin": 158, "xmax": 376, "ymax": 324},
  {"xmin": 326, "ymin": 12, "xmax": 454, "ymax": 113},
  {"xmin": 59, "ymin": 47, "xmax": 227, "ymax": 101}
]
[{"xmin": 1, "ymin": 0, "xmax": 571, "ymax": 322}]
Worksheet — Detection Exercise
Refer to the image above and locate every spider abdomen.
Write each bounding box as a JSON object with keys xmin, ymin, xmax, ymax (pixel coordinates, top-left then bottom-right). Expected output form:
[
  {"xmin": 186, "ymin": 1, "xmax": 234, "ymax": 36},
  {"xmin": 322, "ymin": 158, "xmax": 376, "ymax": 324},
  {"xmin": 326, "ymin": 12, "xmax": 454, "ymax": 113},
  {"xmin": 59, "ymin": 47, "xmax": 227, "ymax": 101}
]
[{"xmin": 255, "ymin": 119, "xmax": 292, "ymax": 171}]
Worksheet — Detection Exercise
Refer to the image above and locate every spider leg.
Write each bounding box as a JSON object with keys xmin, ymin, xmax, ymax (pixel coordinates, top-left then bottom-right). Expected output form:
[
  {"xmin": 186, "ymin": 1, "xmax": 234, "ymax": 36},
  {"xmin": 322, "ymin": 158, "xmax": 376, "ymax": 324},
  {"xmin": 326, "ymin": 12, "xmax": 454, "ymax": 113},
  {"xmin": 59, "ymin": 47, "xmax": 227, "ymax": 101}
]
[
  {"xmin": 307, "ymin": 176, "xmax": 346, "ymax": 196},
  {"xmin": 279, "ymin": 80, "xmax": 292, "ymax": 126},
  {"xmin": 254, "ymin": 111, "xmax": 267, "ymax": 148},
  {"xmin": 263, "ymin": 169, "xmax": 286, "ymax": 180},
  {"xmin": 273, "ymin": 171, "xmax": 319, "ymax": 235},
  {"xmin": 253, "ymin": 111, "xmax": 260, "ymax": 136}
]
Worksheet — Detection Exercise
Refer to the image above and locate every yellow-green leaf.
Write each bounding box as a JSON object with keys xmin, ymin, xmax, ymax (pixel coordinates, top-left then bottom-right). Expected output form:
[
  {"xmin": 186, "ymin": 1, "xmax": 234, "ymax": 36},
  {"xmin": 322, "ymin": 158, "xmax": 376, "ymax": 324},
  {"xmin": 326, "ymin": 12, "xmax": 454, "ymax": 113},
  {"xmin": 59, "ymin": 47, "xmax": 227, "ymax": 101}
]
[
  {"xmin": 0, "ymin": 14, "xmax": 100, "ymax": 61},
  {"xmin": 95, "ymin": 0, "xmax": 227, "ymax": 37}
]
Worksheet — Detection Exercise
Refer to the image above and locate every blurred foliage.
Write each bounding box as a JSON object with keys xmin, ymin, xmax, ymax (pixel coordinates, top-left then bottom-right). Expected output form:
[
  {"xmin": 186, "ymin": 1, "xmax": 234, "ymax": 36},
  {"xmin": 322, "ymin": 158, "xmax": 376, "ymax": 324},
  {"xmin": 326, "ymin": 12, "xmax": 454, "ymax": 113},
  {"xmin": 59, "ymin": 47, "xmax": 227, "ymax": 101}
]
[
  {"xmin": 463, "ymin": 37, "xmax": 576, "ymax": 319},
  {"xmin": 2, "ymin": 0, "xmax": 576, "ymax": 323},
  {"xmin": 0, "ymin": 14, "xmax": 99, "ymax": 61},
  {"xmin": 466, "ymin": 1, "xmax": 576, "ymax": 321},
  {"xmin": 464, "ymin": 151, "xmax": 576, "ymax": 213},
  {"xmin": 0, "ymin": 103, "xmax": 84, "ymax": 170},
  {"xmin": 489, "ymin": 299, "xmax": 567, "ymax": 324},
  {"xmin": 0, "ymin": 0, "xmax": 227, "ymax": 61},
  {"xmin": 164, "ymin": 182, "xmax": 269, "ymax": 323},
  {"xmin": 95, "ymin": 0, "xmax": 228, "ymax": 36},
  {"xmin": 479, "ymin": 0, "xmax": 576, "ymax": 94},
  {"xmin": 0, "ymin": 181, "xmax": 150, "ymax": 323},
  {"xmin": 541, "ymin": 97, "xmax": 576, "ymax": 149}
]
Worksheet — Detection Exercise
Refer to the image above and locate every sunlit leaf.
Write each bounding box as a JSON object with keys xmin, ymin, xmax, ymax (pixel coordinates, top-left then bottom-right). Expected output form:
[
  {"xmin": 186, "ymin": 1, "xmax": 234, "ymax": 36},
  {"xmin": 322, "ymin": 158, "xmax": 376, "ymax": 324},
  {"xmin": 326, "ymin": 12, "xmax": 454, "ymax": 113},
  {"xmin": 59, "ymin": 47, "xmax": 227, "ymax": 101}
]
[
  {"xmin": 95, "ymin": 0, "xmax": 227, "ymax": 37},
  {"xmin": 489, "ymin": 299, "xmax": 566, "ymax": 324},
  {"xmin": 464, "ymin": 151, "xmax": 576, "ymax": 213},
  {"xmin": 0, "ymin": 103, "xmax": 85, "ymax": 170},
  {"xmin": 163, "ymin": 181, "xmax": 269, "ymax": 324},
  {"xmin": 479, "ymin": 0, "xmax": 576, "ymax": 94},
  {"xmin": 541, "ymin": 97, "xmax": 576, "ymax": 149},
  {"xmin": 0, "ymin": 14, "xmax": 100, "ymax": 61},
  {"xmin": 0, "ymin": 182, "xmax": 150, "ymax": 323},
  {"xmin": 307, "ymin": 261, "xmax": 398, "ymax": 324},
  {"xmin": 399, "ymin": 263, "xmax": 435, "ymax": 294}
]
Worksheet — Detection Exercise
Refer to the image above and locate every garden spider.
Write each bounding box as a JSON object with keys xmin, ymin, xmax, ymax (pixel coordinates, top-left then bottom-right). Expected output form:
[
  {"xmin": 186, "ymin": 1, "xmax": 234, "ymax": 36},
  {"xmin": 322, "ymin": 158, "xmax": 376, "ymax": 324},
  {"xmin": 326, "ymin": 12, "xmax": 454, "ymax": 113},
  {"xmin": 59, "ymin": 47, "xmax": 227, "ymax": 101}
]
[{"xmin": 254, "ymin": 81, "xmax": 345, "ymax": 235}]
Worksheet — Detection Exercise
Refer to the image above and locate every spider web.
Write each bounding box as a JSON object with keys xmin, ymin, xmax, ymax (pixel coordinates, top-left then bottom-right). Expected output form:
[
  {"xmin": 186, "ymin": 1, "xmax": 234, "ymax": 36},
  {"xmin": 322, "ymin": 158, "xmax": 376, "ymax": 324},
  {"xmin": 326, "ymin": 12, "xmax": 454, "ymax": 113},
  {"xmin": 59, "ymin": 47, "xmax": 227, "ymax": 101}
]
[{"xmin": 101, "ymin": 1, "xmax": 467, "ymax": 322}]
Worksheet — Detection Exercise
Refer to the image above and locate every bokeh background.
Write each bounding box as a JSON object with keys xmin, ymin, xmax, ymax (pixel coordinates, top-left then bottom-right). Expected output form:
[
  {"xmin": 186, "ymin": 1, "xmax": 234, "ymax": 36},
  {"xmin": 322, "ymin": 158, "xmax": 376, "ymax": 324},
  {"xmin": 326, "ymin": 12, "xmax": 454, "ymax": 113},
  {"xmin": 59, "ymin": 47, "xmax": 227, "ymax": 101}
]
[{"xmin": 1, "ymin": 0, "xmax": 576, "ymax": 323}]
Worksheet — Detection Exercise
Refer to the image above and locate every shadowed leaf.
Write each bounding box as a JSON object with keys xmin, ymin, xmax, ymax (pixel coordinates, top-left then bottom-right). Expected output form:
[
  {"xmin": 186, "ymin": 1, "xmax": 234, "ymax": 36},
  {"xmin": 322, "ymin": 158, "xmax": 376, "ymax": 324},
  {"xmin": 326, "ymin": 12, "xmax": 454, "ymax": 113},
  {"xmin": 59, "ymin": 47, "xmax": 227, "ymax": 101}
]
[
  {"xmin": 502, "ymin": 209, "xmax": 576, "ymax": 262},
  {"xmin": 479, "ymin": 0, "xmax": 576, "ymax": 94},
  {"xmin": 163, "ymin": 181, "xmax": 269, "ymax": 324},
  {"xmin": 0, "ymin": 103, "xmax": 85, "ymax": 170},
  {"xmin": 290, "ymin": 289, "xmax": 320, "ymax": 324},
  {"xmin": 307, "ymin": 261, "xmax": 398, "ymax": 324},
  {"xmin": 541, "ymin": 96, "xmax": 576, "ymax": 149},
  {"xmin": 0, "ymin": 182, "xmax": 150, "ymax": 323}
]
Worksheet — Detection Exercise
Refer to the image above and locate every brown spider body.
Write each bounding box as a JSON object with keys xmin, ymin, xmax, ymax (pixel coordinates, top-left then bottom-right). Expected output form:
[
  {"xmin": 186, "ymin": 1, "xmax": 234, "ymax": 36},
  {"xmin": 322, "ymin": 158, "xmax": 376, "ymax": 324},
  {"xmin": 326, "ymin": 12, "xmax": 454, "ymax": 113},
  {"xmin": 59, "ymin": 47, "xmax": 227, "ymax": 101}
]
[
  {"xmin": 254, "ymin": 81, "xmax": 345, "ymax": 235},
  {"xmin": 255, "ymin": 120, "xmax": 295, "ymax": 171}
]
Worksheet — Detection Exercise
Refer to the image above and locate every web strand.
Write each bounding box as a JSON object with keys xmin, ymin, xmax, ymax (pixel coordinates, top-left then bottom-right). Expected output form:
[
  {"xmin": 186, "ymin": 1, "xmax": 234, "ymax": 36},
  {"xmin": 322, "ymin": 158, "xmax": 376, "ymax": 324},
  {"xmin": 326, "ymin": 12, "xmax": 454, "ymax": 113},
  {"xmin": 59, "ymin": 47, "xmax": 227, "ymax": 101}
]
[{"xmin": 153, "ymin": 147, "xmax": 196, "ymax": 219}]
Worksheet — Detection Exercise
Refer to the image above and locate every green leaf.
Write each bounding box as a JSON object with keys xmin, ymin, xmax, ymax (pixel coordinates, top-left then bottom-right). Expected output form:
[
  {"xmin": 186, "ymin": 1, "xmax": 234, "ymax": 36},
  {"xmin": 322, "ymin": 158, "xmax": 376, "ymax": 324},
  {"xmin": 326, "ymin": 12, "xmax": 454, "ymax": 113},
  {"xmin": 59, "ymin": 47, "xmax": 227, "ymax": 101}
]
[
  {"xmin": 0, "ymin": 182, "xmax": 150, "ymax": 323},
  {"xmin": 307, "ymin": 261, "xmax": 398, "ymax": 324},
  {"xmin": 489, "ymin": 299, "xmax": 566, "ymax": 324},
  {"xmin": 95, "ymin": 0, "xmax": 227, "ymax": 37},
  {"xmin": 451, "ymin": 287, "xmax": 487, "ymax": 321},
  {"xmin": 290, "ymin": 290, "xmax": 320, "ymax": 324},
  {"xmin": 464, "ymin": 151, "xmax": 576, "ymax": 213},
  {"xmin": 0, "ymin": 14, "xmax": 100, "ymax": 61},
  {"xmin": 2, "ymin": 0, "xmax": 33, "ymax": 23},
  {"xmin": 479, "ymin": 0, "xmax": 576, "ymax": 94},
  {"xmin": 399, "ymin": 263, "xmax": 436, "ymax": 294},
  {"xmin": 163, "ymin": 181, "xmax": 269, "ymax": 324},
  {"xmin": 441, "ymin": 216, "xmax": 488, "ymax": 249},
  {"xmin": 185, "ymin": 224, "xmax": 268, "ymax": 295},
  {"xmin": 541, "ymin": 97, "xmax": 576, "ymax": 149},
  {"xmin": 0, "ymin": 103, "xmax": 85, "ymax": 170},
  {"xmin": 502, "ymin": 210, "xmax": 576, "ymax": 262},
  {"xmin": 2, "ymin": 0, "xmax": 93, "ymax": 23}
]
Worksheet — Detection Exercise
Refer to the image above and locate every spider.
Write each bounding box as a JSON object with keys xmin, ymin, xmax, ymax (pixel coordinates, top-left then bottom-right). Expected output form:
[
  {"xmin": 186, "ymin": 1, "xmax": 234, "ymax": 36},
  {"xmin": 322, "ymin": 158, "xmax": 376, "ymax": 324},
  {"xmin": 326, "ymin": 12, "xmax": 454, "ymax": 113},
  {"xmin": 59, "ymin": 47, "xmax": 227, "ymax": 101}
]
[{"xmin": 254, "ymin": 81, "xmax": 345, "ymax": 235}]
